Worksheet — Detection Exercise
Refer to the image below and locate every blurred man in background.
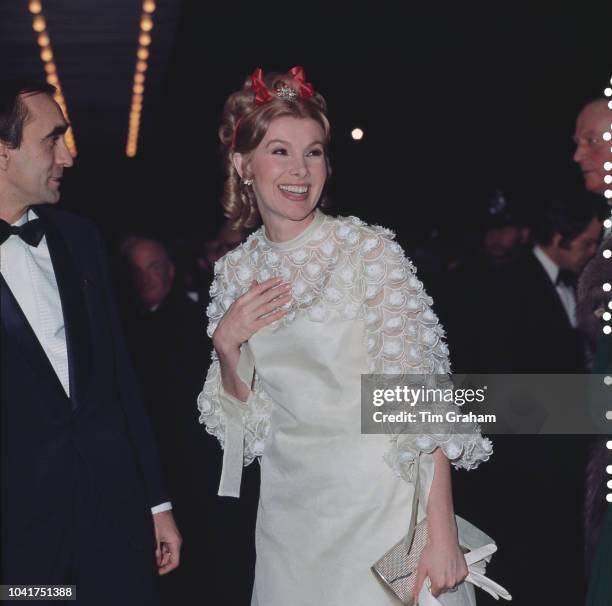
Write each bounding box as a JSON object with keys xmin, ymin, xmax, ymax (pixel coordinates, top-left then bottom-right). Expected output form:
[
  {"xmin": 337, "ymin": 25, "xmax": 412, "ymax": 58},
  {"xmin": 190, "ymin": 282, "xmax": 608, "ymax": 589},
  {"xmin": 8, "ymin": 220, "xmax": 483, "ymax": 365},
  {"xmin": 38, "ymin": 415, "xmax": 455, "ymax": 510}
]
[
  {"xmin": 441, "ymin": 189, "xmax": 529, "ymax": 372},
  {"xmin": 573, "ymin": 97, "xmax": 612, "ymax": 604},
  {"xmin": 120, "ymin": 234, "xmax": 258, "ymax": 605}
]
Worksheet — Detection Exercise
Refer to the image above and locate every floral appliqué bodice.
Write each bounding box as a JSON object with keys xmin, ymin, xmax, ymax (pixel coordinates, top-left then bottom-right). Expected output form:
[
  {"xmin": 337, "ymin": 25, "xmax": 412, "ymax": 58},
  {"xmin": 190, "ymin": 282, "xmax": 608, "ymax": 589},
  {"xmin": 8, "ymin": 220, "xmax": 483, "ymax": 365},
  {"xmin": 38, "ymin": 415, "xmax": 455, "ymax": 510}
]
[{"xmin": 198, "ymin": 211, "xmax": 492, "ymax": 493}]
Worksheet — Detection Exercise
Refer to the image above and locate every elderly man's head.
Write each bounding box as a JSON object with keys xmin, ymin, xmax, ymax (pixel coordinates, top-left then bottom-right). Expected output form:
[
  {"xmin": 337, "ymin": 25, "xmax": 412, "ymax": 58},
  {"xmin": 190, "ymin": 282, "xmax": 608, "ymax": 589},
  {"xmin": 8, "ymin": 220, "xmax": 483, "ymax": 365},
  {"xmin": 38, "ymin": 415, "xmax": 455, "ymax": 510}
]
[
  {"xmin": 573, "ymin": 98, "xmax": 611, "ymax": 195},
  {"xmin": 123, "ymin": 237, "xmax": 175, "ymax": 309}
]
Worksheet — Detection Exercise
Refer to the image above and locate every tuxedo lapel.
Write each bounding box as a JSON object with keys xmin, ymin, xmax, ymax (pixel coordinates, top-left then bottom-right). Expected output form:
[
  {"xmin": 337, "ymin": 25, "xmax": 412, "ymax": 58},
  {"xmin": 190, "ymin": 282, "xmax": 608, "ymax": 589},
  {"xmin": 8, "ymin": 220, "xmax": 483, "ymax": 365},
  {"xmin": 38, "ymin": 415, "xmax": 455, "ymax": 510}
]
[
  {"xmin": 39, "ymin": 211, "xmax": 93, "ymax": 409},
  {"xmin": 0, "ymin": 274, "xmax": 69, "ymax": 402}
]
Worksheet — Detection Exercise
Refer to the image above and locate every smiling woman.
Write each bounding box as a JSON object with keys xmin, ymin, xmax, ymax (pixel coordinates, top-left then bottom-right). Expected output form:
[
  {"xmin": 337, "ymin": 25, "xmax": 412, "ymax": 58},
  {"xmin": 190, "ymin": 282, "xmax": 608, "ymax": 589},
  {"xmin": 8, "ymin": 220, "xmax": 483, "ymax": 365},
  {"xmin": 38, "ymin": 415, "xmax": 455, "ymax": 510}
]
[
  {"xmin": 218, "ymin": 68, "xmax": 331, "ymax": 231},
  {"xmin": 197, "ymin": 67, "xmax": 495, "ymax": 606},
  {"xmin": 233, "ymin": 115, "xmax": 327, "ymax": 242}
]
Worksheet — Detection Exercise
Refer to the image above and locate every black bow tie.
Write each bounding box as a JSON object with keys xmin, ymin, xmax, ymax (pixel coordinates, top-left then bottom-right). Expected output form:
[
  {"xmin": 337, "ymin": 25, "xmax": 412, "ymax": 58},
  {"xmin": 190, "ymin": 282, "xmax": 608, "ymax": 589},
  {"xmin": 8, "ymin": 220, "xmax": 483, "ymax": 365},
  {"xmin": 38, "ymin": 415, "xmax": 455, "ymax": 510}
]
[
  {"xmin": 0, "ymin": 218, "xmax": 46, "ymax": 247},
  {"xmin": 556, "ymin": 268, "xmax": 577, "ymax": 288}
]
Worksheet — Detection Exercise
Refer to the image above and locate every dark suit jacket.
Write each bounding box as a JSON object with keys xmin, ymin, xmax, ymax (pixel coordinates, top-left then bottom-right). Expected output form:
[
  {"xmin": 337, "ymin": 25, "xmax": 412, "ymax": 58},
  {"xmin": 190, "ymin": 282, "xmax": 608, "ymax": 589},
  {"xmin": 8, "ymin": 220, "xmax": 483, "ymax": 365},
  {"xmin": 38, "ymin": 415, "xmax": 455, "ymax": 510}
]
[
  {"xmin": 122, "ymin": 290, "xmax": 259, "ymax": 605},
  {"xmin": 1, "ymin": 206, "xmax": 168, "ymax": 576},
  {"xmin": 479, "ymin": 249, "xmax": 586, "ymax": 373},
  {"xmin": 451, "ymin": 249, "xmax": 589, "ymax": 604}
]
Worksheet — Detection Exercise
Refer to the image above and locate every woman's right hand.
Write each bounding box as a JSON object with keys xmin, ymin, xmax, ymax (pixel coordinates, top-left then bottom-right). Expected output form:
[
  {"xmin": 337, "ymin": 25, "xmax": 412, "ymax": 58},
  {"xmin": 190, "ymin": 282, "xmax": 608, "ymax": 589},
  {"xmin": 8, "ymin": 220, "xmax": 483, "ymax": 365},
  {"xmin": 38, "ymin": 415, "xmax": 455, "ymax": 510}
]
[{"xmin": 212, "ymin": 277, "xmax": 292, "ymax": 356}]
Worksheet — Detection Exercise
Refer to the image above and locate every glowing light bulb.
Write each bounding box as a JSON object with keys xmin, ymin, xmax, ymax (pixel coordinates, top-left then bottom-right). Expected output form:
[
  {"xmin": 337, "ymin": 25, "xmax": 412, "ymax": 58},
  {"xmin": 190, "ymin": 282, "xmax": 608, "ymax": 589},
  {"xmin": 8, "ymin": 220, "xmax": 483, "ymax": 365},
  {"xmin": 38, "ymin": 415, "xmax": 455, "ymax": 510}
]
[
  {"xmin": 140, "ymin": 15, "xmax": 153, "ymax": 32},
  {"xmin": 32, "ymin": 15, "xmax": 46, "ymax": 32},
  {"xmin": 28, "ymin": 1, "xmax": 42, "ymax": 14}
]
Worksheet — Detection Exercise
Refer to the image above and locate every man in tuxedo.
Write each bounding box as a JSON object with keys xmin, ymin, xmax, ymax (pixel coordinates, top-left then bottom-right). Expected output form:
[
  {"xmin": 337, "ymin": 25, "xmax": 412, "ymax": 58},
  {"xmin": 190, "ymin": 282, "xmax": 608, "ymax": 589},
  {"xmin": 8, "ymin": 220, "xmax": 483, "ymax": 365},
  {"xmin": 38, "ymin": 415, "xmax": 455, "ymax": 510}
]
[
  {"xmin": 456, "ymin": 196, "xmax": 602, "ymax": 604},
  {"xmin": 0, "ymin": 81, "xmax": 181, "ymax": 604},
  {"xmin": 480, "ymin": 196, "xmax": 602, "ymax": 372}
]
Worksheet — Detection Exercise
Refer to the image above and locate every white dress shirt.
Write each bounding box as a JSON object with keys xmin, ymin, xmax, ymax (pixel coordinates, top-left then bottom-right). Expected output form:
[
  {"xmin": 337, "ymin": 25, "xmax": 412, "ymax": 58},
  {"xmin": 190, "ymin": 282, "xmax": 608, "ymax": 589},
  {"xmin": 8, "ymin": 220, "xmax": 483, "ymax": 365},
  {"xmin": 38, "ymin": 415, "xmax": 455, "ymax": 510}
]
[
  {"xmin": 532, "ymin": 245, "xmax": 577, "ymax": 328},
  {"xmin": 0, "ymin": 209, "xmax": 171, "ymax": 515}
]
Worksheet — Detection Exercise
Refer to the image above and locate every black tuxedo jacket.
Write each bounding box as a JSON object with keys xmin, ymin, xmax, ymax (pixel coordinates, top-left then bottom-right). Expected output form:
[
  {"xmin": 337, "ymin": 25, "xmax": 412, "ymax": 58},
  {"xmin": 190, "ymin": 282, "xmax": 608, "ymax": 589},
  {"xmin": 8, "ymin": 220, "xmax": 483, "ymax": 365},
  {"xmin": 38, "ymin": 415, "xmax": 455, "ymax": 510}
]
[
  {"xmin": 1, "ymin": 206, "xmax": 168, "ymax": 568},
  {"xmin": 479, "ymin": 249, "xmax": 586, "ymax": 373},
  {"xmin": 452, "ymin": 250, "xmax": 589, "ymax": 603}
]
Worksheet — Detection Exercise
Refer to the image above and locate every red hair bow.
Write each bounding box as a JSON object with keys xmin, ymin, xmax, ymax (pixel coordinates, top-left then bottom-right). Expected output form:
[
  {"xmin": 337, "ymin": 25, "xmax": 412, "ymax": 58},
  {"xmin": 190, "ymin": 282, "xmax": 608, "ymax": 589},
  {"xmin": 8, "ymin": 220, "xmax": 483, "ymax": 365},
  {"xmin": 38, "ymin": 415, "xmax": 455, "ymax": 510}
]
[
  {"xmin": 250, "ymin": 66, "xmax": 315, "ymax": 106},
  {"xmin": 288, "ymin": 66, "xmax": 314, "ymax": 98},
  {"xmin": 251, "ymin": 68, "xmax": 273, "ymax": 106}
]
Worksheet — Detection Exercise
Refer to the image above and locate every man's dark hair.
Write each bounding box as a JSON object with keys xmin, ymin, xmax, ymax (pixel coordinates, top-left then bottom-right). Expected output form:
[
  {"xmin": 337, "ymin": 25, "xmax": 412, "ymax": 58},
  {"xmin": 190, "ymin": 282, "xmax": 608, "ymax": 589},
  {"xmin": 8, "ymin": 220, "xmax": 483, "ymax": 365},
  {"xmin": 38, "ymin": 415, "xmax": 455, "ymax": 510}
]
[
  {"xmin": 531, "ymin": 194, "xmax": 606, "ymax": 248},
  {"xmin": 0, "ymin": 80, "xmax": 56, "ymax": 149}
]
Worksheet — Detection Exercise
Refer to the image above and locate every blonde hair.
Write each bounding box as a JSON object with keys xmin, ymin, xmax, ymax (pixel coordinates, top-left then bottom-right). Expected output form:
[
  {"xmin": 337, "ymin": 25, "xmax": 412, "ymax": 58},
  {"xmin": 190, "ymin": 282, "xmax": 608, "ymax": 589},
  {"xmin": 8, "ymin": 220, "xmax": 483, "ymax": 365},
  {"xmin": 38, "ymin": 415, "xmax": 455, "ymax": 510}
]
[{"xmin": 219, "ymin": 70, "xmax": 331, "ymax": 229}]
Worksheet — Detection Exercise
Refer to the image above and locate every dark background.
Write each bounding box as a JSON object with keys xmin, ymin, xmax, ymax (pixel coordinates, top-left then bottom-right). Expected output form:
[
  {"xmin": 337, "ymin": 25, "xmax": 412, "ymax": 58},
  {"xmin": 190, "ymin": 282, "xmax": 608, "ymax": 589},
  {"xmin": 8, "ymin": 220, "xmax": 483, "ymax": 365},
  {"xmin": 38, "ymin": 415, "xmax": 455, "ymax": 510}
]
[{"xmin": 1, "ymin": 1, "xmax": 611, "ymax": 245}]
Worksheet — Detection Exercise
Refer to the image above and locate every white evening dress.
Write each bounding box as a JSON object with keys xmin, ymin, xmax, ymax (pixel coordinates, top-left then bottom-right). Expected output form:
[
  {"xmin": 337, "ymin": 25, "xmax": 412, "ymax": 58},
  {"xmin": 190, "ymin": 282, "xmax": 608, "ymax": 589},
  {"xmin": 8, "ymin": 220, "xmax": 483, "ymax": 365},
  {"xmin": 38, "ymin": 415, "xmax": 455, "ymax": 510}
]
[{"xmin": 197, "ymin": 210, "xmax": 493, "ymax": 606}]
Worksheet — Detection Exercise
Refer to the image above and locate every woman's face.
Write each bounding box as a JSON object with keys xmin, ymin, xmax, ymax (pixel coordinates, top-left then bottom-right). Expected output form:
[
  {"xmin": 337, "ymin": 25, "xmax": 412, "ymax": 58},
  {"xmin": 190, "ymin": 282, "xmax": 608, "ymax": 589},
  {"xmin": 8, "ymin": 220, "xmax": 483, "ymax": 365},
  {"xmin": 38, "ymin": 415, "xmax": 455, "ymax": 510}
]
[{"xmin": 235, "ymin": 116, "xmax": 327, "ymax": 241}]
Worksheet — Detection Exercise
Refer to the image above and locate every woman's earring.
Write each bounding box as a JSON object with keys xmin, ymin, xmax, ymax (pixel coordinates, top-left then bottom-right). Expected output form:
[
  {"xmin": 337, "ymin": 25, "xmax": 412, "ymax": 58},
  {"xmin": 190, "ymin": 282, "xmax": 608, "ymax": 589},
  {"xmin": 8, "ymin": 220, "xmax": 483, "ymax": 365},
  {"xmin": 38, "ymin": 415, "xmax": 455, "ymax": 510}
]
[{"xmin": 242, "ymin": 177, "xmax": 253, "ymax": 186}]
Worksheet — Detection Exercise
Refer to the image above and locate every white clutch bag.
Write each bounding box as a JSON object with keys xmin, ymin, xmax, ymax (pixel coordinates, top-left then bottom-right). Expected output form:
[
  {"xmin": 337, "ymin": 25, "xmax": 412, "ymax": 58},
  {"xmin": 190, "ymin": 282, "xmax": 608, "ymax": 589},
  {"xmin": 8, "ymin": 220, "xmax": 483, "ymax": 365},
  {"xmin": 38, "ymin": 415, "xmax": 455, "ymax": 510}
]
[{"xmin": 372, "ymin": 455, "xmax": 511, "ymax": 605}]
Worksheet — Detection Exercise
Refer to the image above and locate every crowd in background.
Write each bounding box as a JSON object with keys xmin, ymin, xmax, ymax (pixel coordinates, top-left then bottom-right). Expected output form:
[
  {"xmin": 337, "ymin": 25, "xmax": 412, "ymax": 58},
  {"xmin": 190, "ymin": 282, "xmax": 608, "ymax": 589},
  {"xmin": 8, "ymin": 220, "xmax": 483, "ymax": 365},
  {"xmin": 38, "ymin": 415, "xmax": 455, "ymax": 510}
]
[{"xmin": 111, "ymin": 98, "xmax": 611, "ymax": 605}]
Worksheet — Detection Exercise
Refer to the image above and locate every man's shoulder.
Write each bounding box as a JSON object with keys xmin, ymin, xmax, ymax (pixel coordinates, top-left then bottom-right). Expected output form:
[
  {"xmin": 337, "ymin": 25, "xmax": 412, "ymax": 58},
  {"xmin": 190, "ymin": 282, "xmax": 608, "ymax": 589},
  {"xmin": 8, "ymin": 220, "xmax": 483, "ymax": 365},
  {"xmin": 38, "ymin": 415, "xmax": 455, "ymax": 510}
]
[
  {"xmin": 507, "ymin": 248, "xmax": 543, "ymax": 277},
  {"xmin": 36, "ymin": 205, "xmax": 99, "ymax": 236},
  {"xmin": 486, "ymin": 250, "xmax": 541, "ymax": 295},
  {"xmin": 167, "ymin": 292, "xmax": 203, "ymax": 318},
  {"xmin": 36, "ymin": 206, "xmax": 106, "ymax": 270}
]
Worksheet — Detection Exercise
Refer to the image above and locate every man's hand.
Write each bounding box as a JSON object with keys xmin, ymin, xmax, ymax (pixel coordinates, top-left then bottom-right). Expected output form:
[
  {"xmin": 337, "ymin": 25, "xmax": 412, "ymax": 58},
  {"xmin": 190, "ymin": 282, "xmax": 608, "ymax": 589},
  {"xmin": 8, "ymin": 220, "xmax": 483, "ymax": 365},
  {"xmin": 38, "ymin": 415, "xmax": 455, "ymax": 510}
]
[{"xmin": 152, "ymin": 510, "xmax": 182, "ymax": 575}]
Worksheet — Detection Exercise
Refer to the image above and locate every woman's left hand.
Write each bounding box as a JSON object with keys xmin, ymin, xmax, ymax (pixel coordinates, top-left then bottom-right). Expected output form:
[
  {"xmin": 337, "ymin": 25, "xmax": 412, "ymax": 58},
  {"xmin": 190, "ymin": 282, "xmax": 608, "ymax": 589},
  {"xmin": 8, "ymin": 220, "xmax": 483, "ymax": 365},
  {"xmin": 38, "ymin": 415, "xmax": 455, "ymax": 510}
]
[{"xmin": 413, "ymin": 537, "xmax": 468, "ymax": 600}]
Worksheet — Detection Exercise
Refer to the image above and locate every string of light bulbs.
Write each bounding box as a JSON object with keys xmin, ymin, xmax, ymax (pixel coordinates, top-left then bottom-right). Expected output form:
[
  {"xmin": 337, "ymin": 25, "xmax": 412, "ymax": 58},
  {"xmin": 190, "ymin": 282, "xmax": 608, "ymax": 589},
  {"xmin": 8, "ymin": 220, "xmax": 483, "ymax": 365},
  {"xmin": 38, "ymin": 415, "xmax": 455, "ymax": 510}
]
[
  {"xmin": 126, "ymin": 1, "xmax": 156, "ymax": 157},
  {"xmin": 28, "ymin": 0, "xmax": 77, "ymax": 157}
]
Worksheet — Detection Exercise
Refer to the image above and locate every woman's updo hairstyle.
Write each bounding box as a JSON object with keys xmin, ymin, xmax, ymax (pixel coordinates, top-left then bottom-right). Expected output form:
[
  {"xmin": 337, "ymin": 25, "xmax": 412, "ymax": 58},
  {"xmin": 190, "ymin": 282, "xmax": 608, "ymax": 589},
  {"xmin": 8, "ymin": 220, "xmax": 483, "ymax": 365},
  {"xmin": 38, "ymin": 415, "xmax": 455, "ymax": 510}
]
[{"xmin": 219, "ymin": 67, "xmax": 330, "ymax": 229}]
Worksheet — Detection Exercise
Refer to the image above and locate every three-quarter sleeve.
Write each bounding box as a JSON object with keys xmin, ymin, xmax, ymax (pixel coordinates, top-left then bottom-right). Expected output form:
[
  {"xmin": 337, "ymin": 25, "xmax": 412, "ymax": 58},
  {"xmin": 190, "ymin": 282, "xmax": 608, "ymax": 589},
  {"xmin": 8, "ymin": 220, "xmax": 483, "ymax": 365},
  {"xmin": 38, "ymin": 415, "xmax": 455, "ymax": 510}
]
[
  {"xmin": 359, "ymin": 229, "xmax": 492, "ymax": 482},
  {"xmin": 196, "ymin": 258, "xmax": 274, "ymax": 497}
]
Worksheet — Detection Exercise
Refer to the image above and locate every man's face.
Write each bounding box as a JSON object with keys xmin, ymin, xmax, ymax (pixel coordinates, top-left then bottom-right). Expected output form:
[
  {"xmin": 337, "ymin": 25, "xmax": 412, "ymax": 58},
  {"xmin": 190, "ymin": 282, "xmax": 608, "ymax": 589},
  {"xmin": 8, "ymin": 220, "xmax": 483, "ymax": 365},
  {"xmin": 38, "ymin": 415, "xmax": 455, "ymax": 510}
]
[
  {"xmin": 127, "ymin": 240, "xmax": 175, "ymax": 309},
  {"xmin": 573, "ymin": 100, "xmax": 611, "ymax": 195},
  {"xmin": 555, "ymin": 216, "xmax": 603, "ymax": 273},
  {"xmin": 484, "ymin": 225, "xmax": 523, "ymax": 259},
  {"xmin": 1, "ymin": 93, "xmax": 73, "ymax": 208}
]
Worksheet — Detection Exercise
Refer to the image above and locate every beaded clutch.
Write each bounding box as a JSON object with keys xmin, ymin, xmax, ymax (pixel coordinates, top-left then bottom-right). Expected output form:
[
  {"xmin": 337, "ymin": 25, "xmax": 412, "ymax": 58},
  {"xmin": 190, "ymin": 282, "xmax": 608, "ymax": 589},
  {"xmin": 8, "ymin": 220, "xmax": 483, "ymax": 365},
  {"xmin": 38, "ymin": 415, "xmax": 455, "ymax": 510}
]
[
  {"xmin": 371, "ymin": 515, "xmax": 430, "ymax": 605},
  {"xmin": 372, "ymin": 455, "xmax": 511, "ymax": 605}
]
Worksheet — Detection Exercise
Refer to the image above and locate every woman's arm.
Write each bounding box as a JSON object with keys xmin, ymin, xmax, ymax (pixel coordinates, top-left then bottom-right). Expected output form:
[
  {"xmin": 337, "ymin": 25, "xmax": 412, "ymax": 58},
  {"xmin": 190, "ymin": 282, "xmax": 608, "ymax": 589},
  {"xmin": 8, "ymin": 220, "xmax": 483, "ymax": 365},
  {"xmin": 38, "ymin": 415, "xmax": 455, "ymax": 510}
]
[
  {"xmin": 215, "ymin": 340, "xmax": 250, "ymax": 402},
  {"xmin": 357, "ymin": 227, "xmax": 491, "ymax": 597},
  {"xmin": 198, "ymin": 270, "xmax": 291, "ymax": 496},
  {"xmin": 413, "ymin": 448, "xmax": 468, "ymax": 598}
]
